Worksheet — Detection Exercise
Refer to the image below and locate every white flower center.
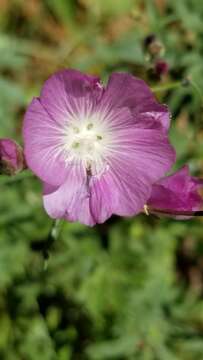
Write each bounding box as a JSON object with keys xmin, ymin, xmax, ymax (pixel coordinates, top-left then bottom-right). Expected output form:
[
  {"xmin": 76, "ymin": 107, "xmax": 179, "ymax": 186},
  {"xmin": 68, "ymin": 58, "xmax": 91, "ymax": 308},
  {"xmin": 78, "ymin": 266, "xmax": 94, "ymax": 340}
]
[{"xmin": 61, "ymin": 113, "xmax": 112, "ymax": 176}]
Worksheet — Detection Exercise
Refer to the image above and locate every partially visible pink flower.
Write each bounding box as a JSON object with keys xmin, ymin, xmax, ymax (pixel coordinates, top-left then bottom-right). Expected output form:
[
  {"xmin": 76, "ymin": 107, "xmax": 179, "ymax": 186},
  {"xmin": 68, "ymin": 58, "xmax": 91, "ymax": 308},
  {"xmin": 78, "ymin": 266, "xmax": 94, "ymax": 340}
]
[
  {"xmin": 147, "ymin": 165, "xmax": 203, "ymax": 219},
  {"xmin": 23, "ymin": 69, "xmax": 175, "ymax": 226},
  {"xmin": 0, "ymin": 138, "xmax": 25, "ymax": 175}
]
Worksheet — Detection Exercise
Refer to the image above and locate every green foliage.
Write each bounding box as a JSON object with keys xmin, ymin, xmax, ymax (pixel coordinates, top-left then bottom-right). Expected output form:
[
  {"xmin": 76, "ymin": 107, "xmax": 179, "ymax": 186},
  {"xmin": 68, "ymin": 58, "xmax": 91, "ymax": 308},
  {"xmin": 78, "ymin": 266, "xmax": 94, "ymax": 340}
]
[{"xmin": 0, "ymin": 0, "xmax": 203, "ymax": 359}]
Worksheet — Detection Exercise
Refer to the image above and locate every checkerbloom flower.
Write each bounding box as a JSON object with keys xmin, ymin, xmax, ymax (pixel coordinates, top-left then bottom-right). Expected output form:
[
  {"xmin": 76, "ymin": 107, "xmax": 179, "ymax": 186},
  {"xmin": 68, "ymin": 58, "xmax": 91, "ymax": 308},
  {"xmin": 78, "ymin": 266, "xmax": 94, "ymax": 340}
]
[{"xmin": 23, "ymin": 69, "xmax": 175, "ymax": 225}]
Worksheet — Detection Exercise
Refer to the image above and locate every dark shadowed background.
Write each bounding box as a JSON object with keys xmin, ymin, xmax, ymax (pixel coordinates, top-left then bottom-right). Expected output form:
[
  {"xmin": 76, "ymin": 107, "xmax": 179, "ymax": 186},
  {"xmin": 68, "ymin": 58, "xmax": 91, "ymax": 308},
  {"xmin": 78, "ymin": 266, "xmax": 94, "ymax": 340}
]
[{"xmin": 0, "ymin": 0, "xmax": 203, "ymax": 359}]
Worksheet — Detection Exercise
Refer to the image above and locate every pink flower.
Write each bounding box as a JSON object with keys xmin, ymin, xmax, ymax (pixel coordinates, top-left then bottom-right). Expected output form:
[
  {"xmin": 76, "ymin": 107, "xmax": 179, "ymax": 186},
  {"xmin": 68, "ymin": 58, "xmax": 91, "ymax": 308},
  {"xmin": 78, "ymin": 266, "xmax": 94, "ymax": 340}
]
[
  {"xmin": 23, "ymin": 69, "xmax": 175, "ymax": 225},
  {"xmin": 0, "ymin": 138, "xmax": 25, "ymax": 175},
  {"xmin": 147, "ymin": 166, "xmax": 203, "ymax": 219}
]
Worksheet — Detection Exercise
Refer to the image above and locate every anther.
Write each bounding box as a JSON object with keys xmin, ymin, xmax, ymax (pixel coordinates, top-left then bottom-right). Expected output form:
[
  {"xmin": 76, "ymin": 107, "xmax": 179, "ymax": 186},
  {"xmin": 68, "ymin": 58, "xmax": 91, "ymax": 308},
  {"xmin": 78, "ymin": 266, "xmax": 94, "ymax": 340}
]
[
  {"xmin": 72, "ymin": 141, "xmax": 80, "ymax": 149},
  {"xmin": 144, "ymin": 205, "xmax": 149, "ymax": 216},
  {"xmin": 73, "ymin": 126, "xmax": 80, "ymax": 133},
  {"xmin": 97, "ymin": 135, "xmax": 102, "ymax": 140},
  {"xmin": 87, "ymin": 123, "xmax": 93, "ymax": 130}
]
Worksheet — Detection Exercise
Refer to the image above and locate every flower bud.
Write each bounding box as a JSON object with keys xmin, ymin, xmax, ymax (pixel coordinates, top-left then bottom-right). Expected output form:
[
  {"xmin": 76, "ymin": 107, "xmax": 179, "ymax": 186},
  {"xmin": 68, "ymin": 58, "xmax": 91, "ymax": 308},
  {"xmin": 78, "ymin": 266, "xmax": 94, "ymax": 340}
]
[
  {"xmin": 0, "ymin": 138, "xmax": 26, "ymax": 175},
  {"xmin": 154, "ymin": 59, "xmax": 169, "ymax": 78},
  {"xmin": 144, "ymin": 34, "xmax": 164, "ymax": 57}
]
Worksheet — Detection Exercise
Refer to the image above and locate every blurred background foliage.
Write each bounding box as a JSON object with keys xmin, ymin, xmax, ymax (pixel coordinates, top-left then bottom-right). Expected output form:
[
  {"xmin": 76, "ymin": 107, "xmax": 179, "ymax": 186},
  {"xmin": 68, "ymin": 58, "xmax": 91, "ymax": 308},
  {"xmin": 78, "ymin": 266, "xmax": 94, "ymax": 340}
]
[{"xmin": 0, "ymin": 0, "xmax": 203, "ymax": 359}]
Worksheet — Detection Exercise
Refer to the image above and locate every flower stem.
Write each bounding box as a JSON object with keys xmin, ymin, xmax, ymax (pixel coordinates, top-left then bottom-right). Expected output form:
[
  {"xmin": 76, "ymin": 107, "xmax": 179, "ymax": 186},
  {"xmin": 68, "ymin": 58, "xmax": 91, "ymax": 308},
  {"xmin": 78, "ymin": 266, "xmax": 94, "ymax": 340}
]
[
  {"xmin": 151, "ymin": 80, "xmax": 185, "ymax": 93},
  {"xmin": 151, "ymin": 77, "xmax": 203, "ymax": 103},
  {"xmin": 43, "ymin": 219, "xmax": 64, "ymax": 270}
]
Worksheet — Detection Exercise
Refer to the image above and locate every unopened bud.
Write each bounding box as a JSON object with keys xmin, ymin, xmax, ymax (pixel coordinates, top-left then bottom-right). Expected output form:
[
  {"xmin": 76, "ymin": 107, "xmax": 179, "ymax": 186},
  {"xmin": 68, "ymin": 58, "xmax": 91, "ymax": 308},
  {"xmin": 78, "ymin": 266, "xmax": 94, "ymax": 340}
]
[
  {"xmin": 0, "ymin": 138, "xmax": 26, "ymax": 175},
  {"xmin": 155, "ymin": 59, "xmax": 169, "ymax": 77},
  {"xmin": 144, "ymin": 34, "xmax": 164, "ymax": 57}
]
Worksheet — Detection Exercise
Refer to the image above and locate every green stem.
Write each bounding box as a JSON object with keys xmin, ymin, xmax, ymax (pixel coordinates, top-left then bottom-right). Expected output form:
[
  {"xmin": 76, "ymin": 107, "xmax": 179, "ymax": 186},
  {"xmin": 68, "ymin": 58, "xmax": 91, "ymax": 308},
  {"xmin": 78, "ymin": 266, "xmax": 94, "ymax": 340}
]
[
  {"xmin": 151, "ymin": 78, "xmax": 203, "ymax": 103},
  {"xmin": 43, "ymin": 219, "xmax": 64, "ymax": 270},
  {"xmin": 151, "ymin": 81, "xmax": 184, "ymax": 93}
]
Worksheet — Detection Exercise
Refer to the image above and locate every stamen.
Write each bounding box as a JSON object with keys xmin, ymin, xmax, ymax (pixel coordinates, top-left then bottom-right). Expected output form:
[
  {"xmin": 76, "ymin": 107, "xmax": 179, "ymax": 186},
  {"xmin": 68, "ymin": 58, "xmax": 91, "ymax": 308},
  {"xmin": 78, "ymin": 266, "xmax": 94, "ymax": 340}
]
[
  {"xmin": 144, "ymin": 204, "xmax": 149, "ymax": 215},
  {"xmin": 72, "ymin": 141, "xmax": 80, "ymax": 149},
  {"xmin": 97, "ymin": 135, "xmax": 102, "ymax": 140},
  {"xmin": 61, "ymin": 111, "xmax": 112, "ymax": 176},
  {"xmin": 87, "ymin": 123, "xmax": 93, "ymax": 130},
  {"xmin": 73, "ymin": 126, "xmax": 80, "ymax": 133}
]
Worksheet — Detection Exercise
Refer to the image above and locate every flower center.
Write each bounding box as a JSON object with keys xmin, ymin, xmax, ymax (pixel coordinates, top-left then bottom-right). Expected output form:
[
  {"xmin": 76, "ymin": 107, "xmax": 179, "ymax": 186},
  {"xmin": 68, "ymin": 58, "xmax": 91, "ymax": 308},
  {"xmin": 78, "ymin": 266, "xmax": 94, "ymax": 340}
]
[
  {"xmin": 71, "ymin": 122, "xmax": 103, "ymax": 160},
  {"xmin": 61, "ymin": 114, "xmax": 112, "ymax": 176}
]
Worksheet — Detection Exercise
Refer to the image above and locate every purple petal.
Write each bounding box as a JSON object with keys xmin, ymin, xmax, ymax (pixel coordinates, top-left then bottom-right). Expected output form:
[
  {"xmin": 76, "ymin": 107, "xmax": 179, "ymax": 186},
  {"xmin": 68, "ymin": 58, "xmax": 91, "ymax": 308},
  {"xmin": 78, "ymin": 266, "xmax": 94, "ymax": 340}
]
[
  {"xmin": 23, "ymin": 70, "xmax": 103, "ymax": 186},
  {"xmin": 89, "ymin": 168, "xmax": 151, "ymax": 223},
  {"xmin": 43, "ymin": 182, "xmax": 59, "ymax": 195},
  {"xmin": 109, "ymin": 127, "xmax": 176, "ymax": 183},
  {"xmin": 147, "ymin": 165, "xmax": 203, "ymax": 218},
  {"xmin": 40, "ymin": 69, "xmax": 102, "ymax": 122},
  {"xmin": 89, "ymin": 128, "xmax": 175, "ymax": 223},
  {"xmin": 101, "ymin": 72, "xmax": 170, "ymax": 130},
  {"xmin": 43, "ymin": 165, "xmax": 95, "ymax": 226},
  {"xmin": 23, "ymin": 98, "xmax": 70, "ymax": 186}
]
